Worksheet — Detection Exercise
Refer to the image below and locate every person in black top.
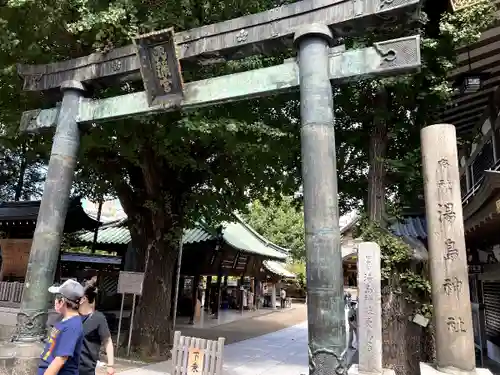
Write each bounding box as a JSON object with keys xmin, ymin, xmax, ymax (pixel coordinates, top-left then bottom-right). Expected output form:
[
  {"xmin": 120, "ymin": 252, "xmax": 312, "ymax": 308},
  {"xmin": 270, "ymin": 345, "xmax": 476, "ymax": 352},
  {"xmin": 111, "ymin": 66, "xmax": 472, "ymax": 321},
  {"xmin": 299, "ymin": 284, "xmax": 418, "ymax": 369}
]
[{"xmin": 79, "ymin": 277, "xmax": 115, "ymax": 375}]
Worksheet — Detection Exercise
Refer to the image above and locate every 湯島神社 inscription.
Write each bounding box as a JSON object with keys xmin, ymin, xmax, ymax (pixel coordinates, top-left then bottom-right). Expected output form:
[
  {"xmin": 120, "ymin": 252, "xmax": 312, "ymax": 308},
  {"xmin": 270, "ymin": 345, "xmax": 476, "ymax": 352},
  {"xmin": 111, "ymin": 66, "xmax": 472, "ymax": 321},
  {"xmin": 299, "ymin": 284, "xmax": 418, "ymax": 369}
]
[
  {"xmin": 16, "ymin": 0, "xmax": 421, "ymax": 92},
  {"xmin": 20, "ymin": 35, "xmax": 421, "ymax": 133},
  {"xmin": 443, "ymin": 277, "xmax": 462, "ymax": 299},
  {"xmin": 421, "ymin": 124, "xmax": 475, "ymax": 374}
]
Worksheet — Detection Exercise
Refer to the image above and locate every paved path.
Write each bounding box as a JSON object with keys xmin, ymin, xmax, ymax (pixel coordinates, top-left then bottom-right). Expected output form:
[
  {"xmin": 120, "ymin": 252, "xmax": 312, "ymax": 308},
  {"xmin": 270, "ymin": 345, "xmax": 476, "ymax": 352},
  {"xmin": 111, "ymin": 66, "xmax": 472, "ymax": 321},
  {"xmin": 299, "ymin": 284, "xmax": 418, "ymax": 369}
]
[
  {"xmin": 223, "ymin": 321, "xmax": 308, "ymax": 375},
  {"xmin": 112, "ymin": 306, "xmax": 355, "ymax": 375},
  {"xmin": 180, "ymin": 305, "xmax": 308, "ymax": 345},
  {"xmin": 98, "ymin": 305, "xmax": 308, "ymax": 374},
  {"xmin": 111, "ymin": 322, "xmax": 310, "ymax": 375}
]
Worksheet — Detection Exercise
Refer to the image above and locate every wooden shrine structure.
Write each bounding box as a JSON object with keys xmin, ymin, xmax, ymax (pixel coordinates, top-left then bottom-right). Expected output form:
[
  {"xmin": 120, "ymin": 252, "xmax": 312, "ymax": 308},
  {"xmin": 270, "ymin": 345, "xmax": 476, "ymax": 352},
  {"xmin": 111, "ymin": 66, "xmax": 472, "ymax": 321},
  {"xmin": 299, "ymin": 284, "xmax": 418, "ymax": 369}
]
[
  {"xmin": 0, "ymin": 198, "xmax": 100, "ymax": 282},
  {"xmin": 74, "ymin": 213, "xmax": 291, "ymax": 316}
]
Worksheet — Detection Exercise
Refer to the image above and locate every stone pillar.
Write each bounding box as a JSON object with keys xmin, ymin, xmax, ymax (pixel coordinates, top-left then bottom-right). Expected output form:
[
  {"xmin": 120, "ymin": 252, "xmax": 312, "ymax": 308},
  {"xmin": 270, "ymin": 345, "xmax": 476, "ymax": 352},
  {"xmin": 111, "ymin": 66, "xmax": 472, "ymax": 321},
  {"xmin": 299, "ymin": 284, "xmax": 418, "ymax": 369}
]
[
  {"xmin": 358, "ymin": 242, "xmax": 382, "ymax": 374},
  {"xmin": 421, "ymin": 124, "xmax": 475, "ymax": 375},
  {"xmin": 0, "ymin": 81, "xmax": 85, "ymax": 375},
  {"xmin": 294, "ymin": 24, "xmax": 345, "ymax": 374},
  {"xmin": 349, "ymin": 243, "xmax": 395, "ymax": 375},
  {"xmin": 271, "ymin": 283, "xmax": 277, "ymax": 310}
]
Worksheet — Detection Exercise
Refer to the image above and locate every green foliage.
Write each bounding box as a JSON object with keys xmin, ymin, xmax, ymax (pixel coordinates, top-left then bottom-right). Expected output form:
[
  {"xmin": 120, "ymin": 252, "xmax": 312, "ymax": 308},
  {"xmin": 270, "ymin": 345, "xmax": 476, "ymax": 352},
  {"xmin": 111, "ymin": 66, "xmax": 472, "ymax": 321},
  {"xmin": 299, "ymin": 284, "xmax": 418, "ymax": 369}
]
[
  {"xmin": 242, "ymin": 196, "xmax": 305, "ymax": 261},
  {"xmin": 0, "ymin": 0, "xmax": 304, "ymax": 224},
  {"xmin": 0, "ymin": 131, "xmax": 46, "ymax": 201},
  {"xmin": 357, "ymin": 217, "xmax": 432, "ymax": 317},
  {"xmin": 333, "ymin": 2, "xmax": 497, "ymax": 211},
  {"xmin": 287, "ymin": 261, "xmax": 306, "ymax": 289},
  {"xmin": 440, "ymin": 1, "xmax": 496, "ymax": 46}
]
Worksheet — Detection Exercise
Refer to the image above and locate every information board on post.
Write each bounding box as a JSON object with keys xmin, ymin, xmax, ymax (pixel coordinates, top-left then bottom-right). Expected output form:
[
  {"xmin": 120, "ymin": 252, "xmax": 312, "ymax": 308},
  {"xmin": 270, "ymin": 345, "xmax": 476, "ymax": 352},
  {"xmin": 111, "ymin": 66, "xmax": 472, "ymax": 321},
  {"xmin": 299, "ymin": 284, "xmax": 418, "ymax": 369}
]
[
  {"xmin": 116, "ymin": 271, "xmax": 145, "ymax": 356},
  {"xmin": 117, "ymin": 271, "xmax": 144, "ymax": 296}
]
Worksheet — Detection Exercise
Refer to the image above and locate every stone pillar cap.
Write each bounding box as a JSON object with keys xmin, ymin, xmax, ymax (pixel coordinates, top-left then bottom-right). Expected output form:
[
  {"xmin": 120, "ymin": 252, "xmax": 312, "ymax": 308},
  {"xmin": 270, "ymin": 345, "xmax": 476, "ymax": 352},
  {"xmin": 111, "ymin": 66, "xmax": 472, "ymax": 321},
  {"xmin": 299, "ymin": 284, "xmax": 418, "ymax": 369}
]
[
  {"xmin": 294, "ymin": 24, "xmax": 334, "ymax": 48},
  {"xmin": 61, "ymin": 80, "xmax": 85, "ymax": 92}
]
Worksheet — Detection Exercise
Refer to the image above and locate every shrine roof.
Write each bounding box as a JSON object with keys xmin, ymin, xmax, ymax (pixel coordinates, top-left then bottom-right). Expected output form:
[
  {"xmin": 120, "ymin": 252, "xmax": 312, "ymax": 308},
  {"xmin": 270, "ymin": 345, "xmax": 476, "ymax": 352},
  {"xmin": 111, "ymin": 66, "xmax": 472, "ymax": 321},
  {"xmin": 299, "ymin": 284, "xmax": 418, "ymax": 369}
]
[
  {"xmin": 0, "ymin": 198, "xmax": 100, "ymax": 233},
  {"xmin": 263, "ymin": 260, "xmax": 295, "ymax": 279},
  {"xmin": 60, "ymin": 252, "xmax": 122, "ymax": 265},
  {"xmin": 77, "ymin": 214, "xmax": 287, "ymax": 260},
  {"xmin": 389, "ymin": 215, "xmax": 428, "ymax": 240}
]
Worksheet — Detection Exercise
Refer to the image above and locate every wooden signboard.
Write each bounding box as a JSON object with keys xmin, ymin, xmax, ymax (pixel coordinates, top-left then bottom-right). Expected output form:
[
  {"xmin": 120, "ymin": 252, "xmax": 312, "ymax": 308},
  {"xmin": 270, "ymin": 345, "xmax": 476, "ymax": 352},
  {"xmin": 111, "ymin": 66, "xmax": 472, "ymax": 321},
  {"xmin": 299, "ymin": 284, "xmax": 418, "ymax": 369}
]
[
  {"xmin": 116, "ymin": 271, "xmax": 144, "ymax": 356},
  {"xmin": 117, "ymin": 271, "xmax": 144, "ymax": 295},
  {"xmin": 187, "ymin": 348, "xmax": 204, "ymax": 375}
]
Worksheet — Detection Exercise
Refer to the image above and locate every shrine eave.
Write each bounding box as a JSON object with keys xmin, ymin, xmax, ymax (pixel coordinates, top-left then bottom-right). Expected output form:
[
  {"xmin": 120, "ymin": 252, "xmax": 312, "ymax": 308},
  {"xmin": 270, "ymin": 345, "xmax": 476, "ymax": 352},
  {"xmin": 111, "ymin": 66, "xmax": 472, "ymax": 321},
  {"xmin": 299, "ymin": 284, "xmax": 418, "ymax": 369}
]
[
  {"xmin": 76, "ymin": 214, "xmax": 288, "ymax": 261},
  {"xmin": 0, "ymin": 198, "xmax": 101, "ymax": 233},
  {"xmin": 439, "ymin": 5, "xmax": 500, "ymax": 136},
  {"xmin": 263, "ymin": 260, "xmax": 296, "ymax": 279}
]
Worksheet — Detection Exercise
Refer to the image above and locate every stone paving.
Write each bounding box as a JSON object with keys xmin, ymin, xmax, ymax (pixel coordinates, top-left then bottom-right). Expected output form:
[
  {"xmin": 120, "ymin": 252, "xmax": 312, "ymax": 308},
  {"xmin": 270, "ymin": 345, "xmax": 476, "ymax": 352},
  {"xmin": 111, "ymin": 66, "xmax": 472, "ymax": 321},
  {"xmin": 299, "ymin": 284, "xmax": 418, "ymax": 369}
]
[
  {"xmin": 222, "ymin": 321, "xmax": 308, "ymax": 375},
  {"xmin": 113, "ymin": 306, "xmax": 354, "ymax": 375}
]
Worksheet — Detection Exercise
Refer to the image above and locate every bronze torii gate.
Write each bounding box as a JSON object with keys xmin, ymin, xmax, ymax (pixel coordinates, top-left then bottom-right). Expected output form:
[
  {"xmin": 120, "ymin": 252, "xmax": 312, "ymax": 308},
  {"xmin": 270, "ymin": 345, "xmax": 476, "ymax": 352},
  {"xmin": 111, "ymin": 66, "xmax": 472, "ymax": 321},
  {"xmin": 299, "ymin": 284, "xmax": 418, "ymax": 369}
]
[{"xmin": 7, "ymin": 1, "xmax": 422, "ymax": 374}]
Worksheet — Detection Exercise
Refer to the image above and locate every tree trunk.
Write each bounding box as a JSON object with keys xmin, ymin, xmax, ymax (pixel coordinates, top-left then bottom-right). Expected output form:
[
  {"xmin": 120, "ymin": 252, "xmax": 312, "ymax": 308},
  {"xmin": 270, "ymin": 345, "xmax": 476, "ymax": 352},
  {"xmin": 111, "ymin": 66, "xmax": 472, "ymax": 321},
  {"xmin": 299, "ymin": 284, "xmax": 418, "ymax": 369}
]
[
  {"xmin": 382, "ymin": 279, "xmax": 423, "ymax": 375},
  {"xmin": 115, "ymin": 171, "xmax": 183, "ymax": 358},
  {"xmin": 14, "ymin": 152, "xmax": 27, "ymax": 201},
  {"xmin": 129, "ymin": 212, "xmax": 180, "ymax": 358},
  {"xmin": 367, "ymin": 89, "xmax": 422, "ymax": 375},
  {"xmin": 367, "ymin": 90, "xmax": 388, "ymax": 224}
]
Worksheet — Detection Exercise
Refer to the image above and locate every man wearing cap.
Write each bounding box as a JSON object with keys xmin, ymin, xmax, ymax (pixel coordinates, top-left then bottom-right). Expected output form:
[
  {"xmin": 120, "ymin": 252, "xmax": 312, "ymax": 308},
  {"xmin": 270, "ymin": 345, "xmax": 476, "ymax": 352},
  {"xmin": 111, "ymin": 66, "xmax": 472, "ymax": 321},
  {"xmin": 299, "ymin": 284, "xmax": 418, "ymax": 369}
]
[{"xmin": 38, "ymin": 279, "xmax": 85, "ymax": 375}]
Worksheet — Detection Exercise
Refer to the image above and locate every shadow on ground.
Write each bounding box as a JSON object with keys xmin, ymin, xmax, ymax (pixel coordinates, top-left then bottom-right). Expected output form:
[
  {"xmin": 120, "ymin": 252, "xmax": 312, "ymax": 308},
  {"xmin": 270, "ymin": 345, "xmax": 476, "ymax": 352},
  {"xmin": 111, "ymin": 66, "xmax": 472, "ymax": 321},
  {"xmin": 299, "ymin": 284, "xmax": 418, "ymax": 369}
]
[{"xmin": 179, "ymin": 304, "xmax": 307, "ymax": 345}]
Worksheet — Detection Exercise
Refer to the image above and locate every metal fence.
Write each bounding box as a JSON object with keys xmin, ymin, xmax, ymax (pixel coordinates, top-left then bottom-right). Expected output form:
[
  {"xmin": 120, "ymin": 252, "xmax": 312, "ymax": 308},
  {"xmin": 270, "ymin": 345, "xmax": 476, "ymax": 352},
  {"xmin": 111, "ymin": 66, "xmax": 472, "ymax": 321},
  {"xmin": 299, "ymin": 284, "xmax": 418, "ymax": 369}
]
[{"xmin": 0, "ymin": 282, "xmax": 24, "ymax": 303}]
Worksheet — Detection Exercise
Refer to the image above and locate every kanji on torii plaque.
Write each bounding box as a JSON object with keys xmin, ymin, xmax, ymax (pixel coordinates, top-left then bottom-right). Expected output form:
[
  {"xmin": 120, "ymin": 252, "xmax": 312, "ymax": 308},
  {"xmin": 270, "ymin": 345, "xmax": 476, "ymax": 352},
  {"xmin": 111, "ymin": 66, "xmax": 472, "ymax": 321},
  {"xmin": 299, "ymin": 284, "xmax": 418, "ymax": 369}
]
[{"xmin": 13, "ymin": 1, "xmax": 423, "ymax": 375}]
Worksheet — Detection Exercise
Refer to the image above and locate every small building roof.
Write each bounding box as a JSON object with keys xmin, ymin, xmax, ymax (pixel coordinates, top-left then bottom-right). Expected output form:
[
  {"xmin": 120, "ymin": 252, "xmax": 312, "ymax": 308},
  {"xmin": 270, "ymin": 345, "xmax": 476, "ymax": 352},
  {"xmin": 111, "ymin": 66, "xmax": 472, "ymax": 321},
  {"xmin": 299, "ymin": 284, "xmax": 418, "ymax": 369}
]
[
  {"xmin": 0, "ymin": 198, "xmax": 100, "ymax": 233},
  {"xmin": 77, "ymin": 214, "xmax": 287, "ymax": 261},
  {"xmin": 389, "ymin": 215, "xmax": 427, "ymax": 240},
  {"xmin": 263, "ymin": 261, "xmax": 295, "ymax": 278},
  {"xmin": 61, "ymin": 252, "xmax": 122, "ymax": 265}
]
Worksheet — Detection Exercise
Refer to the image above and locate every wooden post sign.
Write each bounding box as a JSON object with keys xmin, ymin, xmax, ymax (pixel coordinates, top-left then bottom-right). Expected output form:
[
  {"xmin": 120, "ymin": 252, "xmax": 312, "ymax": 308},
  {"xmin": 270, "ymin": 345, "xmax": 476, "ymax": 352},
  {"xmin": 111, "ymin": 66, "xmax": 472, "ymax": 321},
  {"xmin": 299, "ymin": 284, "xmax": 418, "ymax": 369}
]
[
  {"xmin": 187, "ymin": 348, "xmax": 205, "ymax": 375},
  {"xmin": 172, "ymin": 331, "xmax": 225, "ymax": 375},
  {"xmin": 117, "ymin": 271, "xmax": 144, "ymax": 295},
  {"xmin": 116, "ymin": 271, "xmax": 144, "ymax": 356}
]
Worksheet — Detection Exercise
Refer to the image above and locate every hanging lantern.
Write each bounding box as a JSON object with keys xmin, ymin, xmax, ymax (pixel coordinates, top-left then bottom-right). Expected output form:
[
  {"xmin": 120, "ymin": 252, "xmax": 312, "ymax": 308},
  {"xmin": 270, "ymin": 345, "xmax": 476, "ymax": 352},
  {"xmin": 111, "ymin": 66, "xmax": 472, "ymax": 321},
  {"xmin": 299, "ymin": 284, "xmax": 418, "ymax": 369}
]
[
  {"xmin": 454, "ymin": 72, "xmax": 488, "ymax": 95},
  {"xmin": 461, "ymin": 75, "xmax": 482, "ymax": 94}
]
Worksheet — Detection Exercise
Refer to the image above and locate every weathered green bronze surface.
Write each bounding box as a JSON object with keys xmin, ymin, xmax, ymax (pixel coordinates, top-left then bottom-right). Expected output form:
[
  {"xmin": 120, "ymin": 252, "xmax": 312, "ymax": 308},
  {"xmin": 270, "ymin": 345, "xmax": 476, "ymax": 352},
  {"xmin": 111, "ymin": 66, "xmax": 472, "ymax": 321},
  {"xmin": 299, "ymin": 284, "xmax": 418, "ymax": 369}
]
[
  {"xmin": 16, "ymin": 0, "xmax": 422, "ymax": 92},
  {"xmin": 16, "ymin": 81, "xmax": 85, "ymax": 343},
  {"xmin": 20, "ymin": 35, "xmax": 421, "ymax": 132},
  {"xmin": 133, "ymin": 28, "xmax": 184, "ymax": 107}
]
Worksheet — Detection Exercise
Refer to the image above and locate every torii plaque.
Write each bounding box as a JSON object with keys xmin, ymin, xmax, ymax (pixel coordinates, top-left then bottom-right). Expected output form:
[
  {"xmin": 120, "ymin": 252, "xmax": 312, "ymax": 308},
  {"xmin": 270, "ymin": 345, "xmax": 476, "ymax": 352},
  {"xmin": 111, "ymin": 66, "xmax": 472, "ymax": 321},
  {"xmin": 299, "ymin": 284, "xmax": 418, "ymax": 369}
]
[{"xmin": 8, "ymin": 1, "xmax": 422, "ymax": 374}]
